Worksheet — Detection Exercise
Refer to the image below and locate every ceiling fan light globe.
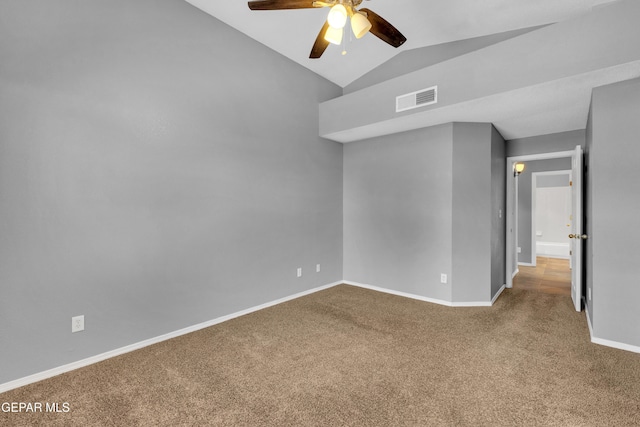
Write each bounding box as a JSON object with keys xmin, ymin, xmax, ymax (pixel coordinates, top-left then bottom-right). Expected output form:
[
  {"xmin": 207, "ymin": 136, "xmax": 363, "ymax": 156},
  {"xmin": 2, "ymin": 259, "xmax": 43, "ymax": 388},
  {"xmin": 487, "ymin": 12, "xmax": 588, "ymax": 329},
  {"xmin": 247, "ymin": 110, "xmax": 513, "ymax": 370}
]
[
  {"xmin": 324, "ymin": 25, "xmax": 343, "ymax": 45},
  {"xmin": 351, "ymin": 11, "xmax": 371, "ymax": 39},
  {"xmin": 327, "ymin": 4, "xmax": 347, "ymax": 29}
]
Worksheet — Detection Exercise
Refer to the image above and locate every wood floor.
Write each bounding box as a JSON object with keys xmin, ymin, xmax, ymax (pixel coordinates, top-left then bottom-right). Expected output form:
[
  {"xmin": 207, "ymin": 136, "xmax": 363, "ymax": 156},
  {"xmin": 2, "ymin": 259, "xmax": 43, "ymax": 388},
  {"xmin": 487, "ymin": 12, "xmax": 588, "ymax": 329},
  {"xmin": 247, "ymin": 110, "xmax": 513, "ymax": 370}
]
[{"xmin": 513, "ymin": 256, "xmax": 571, "ymax": 296}]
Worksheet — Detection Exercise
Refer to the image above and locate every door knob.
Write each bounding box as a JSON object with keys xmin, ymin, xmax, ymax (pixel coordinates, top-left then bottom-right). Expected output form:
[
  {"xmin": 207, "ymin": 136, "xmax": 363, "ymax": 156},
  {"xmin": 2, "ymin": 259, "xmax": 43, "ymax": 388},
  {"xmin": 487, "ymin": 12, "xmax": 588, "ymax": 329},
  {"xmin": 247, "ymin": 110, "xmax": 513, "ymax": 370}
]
[{"xmin": 568, "ymin": 234, "xmax": 588, "ymax": 239}]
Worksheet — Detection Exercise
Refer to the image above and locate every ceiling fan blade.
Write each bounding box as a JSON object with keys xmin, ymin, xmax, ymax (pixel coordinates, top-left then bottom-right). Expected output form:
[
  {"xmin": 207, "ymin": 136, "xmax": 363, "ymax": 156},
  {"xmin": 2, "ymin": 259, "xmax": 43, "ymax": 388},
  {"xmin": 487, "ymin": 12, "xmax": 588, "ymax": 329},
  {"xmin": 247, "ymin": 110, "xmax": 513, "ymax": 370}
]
[
  {"xmin": 309, "ymin": 21, "xmax": 331, "ymax": 59},
  {"xmin": 248, "ymin": 0, "xmax": 317, "ymax": 10},
  {"xmin": 359, "ymin": 8, "xmax": 407, "ymax": 48}
]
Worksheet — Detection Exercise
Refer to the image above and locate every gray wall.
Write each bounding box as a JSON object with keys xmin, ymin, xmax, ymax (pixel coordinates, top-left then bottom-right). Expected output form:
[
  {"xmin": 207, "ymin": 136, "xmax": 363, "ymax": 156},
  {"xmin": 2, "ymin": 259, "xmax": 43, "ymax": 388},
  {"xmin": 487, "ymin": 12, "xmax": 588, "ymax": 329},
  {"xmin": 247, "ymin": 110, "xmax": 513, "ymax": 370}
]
[
  {"xmin": 452, "ymin": 124, "xmax": 490, "ymax": 302},
  {"xmin": 588, "ymin": 78, "xmax": 640, "ymax": 347},
  {"xmin": 516, "ymin": 158, "xmax": 572, "ymax": 264},
  {"xmin": 343, "ymin": 125, "xmax": 454, "ymax": 302},
  {"xmin": 343, "ymin": 26, "xmax": 544, "ymax": 94},
  {"xmin": 451, "ymin": 123, "xmax": 504, "ymax": 302},
  {"xmin": 491, "ymin": 127, "xmax": 507, "ymax": 298},
  {"xmin": 506, "ymin": 130, "xmax": 585, "ymax": 157},
  {"xmin": 0, "ymin": 0, "xmax": 343, "ymax": 384},
  {"xmin": 343, "ymin": 122, "xmax": 504, "ymax": 304}
]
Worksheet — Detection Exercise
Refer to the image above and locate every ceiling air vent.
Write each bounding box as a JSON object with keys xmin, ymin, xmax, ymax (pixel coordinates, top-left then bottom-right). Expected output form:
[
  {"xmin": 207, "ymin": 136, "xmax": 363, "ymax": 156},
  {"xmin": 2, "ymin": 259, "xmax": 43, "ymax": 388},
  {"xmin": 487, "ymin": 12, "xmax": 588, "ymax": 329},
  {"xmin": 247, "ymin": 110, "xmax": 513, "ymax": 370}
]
[{"xmin": 396, "ymin": 86, "xmax": 438, "ymax": 113}]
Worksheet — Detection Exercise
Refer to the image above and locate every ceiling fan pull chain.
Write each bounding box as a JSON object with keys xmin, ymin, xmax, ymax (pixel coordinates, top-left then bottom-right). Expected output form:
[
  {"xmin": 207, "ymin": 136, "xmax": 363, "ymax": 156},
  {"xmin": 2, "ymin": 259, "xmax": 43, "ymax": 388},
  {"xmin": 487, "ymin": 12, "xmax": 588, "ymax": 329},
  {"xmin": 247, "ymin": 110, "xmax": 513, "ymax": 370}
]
[
  {"xmin": 341, "ymin": 27, "xmax": 347, "ymax": 55},
  {"xmin": 247, "ymin": 0, "xmax": 406, "ymax": 59}
]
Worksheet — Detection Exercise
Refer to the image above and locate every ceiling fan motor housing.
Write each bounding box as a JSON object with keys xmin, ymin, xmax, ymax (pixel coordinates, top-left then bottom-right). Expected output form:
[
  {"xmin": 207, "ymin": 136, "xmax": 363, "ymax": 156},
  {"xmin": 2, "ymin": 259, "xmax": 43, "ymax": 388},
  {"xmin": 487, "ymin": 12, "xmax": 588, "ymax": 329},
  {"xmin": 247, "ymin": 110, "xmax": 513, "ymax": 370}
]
[{"xmin": 247, "ymin": 0, "xmax": 406, "ymax": 58}]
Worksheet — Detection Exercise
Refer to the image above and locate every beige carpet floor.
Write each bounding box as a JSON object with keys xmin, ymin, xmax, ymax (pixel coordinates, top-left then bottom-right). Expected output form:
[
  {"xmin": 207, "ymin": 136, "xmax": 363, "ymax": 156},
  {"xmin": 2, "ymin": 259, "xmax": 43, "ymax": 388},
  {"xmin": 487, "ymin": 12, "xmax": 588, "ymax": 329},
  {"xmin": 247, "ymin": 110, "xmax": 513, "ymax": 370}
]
[{"xmin": 1, "ymin": 284, "xmax": 639, "ymax": 426}]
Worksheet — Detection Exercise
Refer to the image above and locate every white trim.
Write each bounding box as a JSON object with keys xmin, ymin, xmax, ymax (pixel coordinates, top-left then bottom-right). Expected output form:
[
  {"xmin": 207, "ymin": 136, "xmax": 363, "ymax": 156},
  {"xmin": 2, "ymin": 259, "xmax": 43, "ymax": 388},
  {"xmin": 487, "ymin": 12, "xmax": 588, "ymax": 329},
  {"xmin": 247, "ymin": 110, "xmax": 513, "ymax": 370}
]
[
  {"xmin": 536, "ymin": 241, "xmax": 570, "ymax": 259},
  {"xmin": 16, "ymin": 277, "xmax": 637, "ymax": 396},
  {"xmin": 531, "ymin": 173, "xmax": 537, "ymax": 266},
  {"xmin": 586, "ymin": 337, "xmax": 640, "ymax": 353},
  {"xmin": 506, "ymin": 150, "xmax": 574, "ymax": 290},
  {"xmin": 570, "ymin": 145, "xmax": 583, "ymax": 312},
  {"xmin": 0, "ymin": 278, "xmax": 548, "ymax": 394},
  {"xmin": 492, "ymin": 284, "xmax": 506, "ymax": 305},
  {"xmin": 508, "ymin": 150, "xmax": 575, "ymax": 162},
  {"xmin": 343, "ymin": 281, "xmax": 454, "ymax": 305},
  {"xmin": 342, "ymin": 281, "xmax": 494, "ymax": 307},
  {"xmin": 537, "ymin": 253, "xmax": 570, "ymax": 260},
  {"xmin": 0, "ymin": 281, "xmax": 343, "ymax": 394},
  {"xmin": 518, "ymin": 262, "xmax": 535, "ymax": 267},
  {"xmin": 531, "ymin": 170, "xmax": 573, "ymax": 178},
  {"xmin": 453, "ymin": 301, "xmax": 493, "ymax": 307},
  {"xmin": 507, "ymin": 171, "xmax": 514, "ymax": 288},
  {"xmin": 585, "ymin": 304, "xmax": 640, "ymax": 354},
  {"xmin": 585, "ymin": 301, "xmax": 594, "ymax": 337},
  {"xmin": 511, "ymin": 268, "xmax": 520, "ymax": 280}
]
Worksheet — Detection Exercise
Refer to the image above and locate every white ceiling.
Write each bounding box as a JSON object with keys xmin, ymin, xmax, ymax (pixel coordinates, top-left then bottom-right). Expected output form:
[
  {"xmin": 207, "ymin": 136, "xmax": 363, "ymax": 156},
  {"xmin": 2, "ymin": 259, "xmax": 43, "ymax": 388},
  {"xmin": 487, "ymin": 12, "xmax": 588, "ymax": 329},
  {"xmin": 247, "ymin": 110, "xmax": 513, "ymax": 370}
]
[
  {"xmin": 322, "ymin": 62, "xmax": 640, "ymax": 142},
  {"xmin": 184, "ymin": 0, "xmax": 635, "ymax": 142},
  {"xmin": 185, "ymin": 0, "xmax": 615, "ymax": 88}
]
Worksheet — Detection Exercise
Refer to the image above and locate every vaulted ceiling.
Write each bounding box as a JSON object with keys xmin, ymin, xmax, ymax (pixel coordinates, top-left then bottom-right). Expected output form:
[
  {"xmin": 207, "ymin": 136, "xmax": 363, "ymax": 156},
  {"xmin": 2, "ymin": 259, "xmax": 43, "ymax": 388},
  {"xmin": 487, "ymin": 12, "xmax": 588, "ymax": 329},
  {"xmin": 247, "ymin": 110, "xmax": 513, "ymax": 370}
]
[
  {"xmin": 186, "ymin": 0, "xmax": 639, "ymax": 142},
  {"xmin": 186, "ymin": 0, "xmax": 616, "ymax": 87}
]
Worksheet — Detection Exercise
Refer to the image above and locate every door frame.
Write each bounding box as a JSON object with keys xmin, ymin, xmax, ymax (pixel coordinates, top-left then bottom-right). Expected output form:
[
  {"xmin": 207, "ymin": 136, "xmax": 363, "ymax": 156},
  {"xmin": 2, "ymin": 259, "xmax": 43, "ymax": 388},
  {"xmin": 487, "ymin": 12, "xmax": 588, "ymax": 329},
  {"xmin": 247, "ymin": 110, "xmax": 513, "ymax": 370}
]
[
  {"xmin": 531, "ymin": 170, "xmax": 572, "ymax": 263},
  {"xmin": 505, "ymin": 150, "xmax": 575, "ymax": 289}
]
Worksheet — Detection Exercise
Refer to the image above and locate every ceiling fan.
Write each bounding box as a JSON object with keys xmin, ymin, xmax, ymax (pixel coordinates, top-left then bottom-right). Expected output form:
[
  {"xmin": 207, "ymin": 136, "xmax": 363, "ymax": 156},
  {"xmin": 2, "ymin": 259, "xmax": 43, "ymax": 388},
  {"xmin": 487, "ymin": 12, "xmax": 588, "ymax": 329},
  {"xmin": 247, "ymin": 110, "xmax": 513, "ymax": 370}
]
[{"xmin": 247, "ymin": 0, "xmax": 407, "ymax": 58}]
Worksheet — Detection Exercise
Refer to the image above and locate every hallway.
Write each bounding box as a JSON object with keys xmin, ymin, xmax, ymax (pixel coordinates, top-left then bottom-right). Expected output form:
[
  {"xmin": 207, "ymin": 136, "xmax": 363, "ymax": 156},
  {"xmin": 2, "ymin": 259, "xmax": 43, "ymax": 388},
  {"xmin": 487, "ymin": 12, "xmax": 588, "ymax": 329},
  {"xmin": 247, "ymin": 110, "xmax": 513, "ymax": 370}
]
[{"xmin": 513, "ymin": 257, "xmax": 571, "ymax": 296}]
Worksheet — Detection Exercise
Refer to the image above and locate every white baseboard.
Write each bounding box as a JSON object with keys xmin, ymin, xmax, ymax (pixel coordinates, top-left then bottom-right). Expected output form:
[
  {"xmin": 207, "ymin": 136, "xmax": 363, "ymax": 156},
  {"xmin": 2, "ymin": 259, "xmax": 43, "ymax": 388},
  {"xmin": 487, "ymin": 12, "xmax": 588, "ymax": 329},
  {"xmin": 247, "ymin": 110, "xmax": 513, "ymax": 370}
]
[
  {"xmin": 342, "ymin": 281, "xmax": 494, "ymax": 307},
  {"xmin": 511, "ymin": 268, "xmax": 520, "ymax": 279},
  {"xmin": 518, "ymin": 262, "xmax": 535, "ymax": 267},
  {"xmin": 492, "ymin": 284, "xmax": 506, "ymax": 305},
  {"xmin": 536, "ymin": 242, "xmax": 570, "ymax": 259},
  {"xmin": 585, "ymin": 298, "xmax": 594, "ymax": 336},
  {"xmin": 590, "ymin": 336, "xmax": 640, "ymax": 354},
  {"xmin": 537, "ymin": 254, "xmax": 570, "ymax": 260},
  {"xmin": 4, "ymin": 278, "xmax": 592, "ymax": 394},
  {"xmin": 451, "ymin": 300, "xmax": 493, "ymax": 307},
  {"xmin": 585, "ymin": 305, "xmax": 640, "ymax": 354},
  {"xmin": 0, "ymin": 281, "xmax": 343, "ymax": 394}
]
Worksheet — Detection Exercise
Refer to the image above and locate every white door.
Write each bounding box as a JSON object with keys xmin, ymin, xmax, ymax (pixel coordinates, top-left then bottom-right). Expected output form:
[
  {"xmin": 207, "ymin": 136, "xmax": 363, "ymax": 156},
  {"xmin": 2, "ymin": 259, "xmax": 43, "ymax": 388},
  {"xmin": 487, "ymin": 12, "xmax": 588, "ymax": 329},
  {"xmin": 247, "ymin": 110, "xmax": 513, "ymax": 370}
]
[{"xmin": 570, "ymin": 145, "xmax": 584, "ymax": 312}]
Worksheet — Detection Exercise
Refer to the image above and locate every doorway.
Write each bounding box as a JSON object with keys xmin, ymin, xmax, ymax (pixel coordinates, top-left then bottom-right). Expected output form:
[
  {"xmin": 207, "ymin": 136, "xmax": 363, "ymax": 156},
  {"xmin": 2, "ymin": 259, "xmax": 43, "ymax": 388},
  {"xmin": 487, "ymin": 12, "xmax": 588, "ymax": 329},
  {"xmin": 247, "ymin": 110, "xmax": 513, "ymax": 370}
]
[
  {"xmin": 532, "ymin": 170, "xmax": 572, "ymax": 265},
  {"xmin": 512, "ymin": 257, "xmax": 571, "ymax": 295},
  {"xmin": 506, "ymin": 147, "xmax": 585, "ymax": 311}
]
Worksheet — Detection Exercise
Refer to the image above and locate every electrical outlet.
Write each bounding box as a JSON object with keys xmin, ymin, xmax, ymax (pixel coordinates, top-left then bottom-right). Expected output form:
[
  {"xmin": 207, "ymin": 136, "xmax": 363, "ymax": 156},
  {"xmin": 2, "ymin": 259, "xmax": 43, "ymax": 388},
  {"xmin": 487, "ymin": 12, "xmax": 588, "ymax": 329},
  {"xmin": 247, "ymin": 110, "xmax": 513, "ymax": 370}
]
[
  {"xmin": 316, "ymin": 264, "xmax": 321, "ymax": 273},
  {"xmin": 72, "ymin": 315, "xmax": 84, "ymax": 333},
  {"xmin": 588, "ymin": 288, "xmax": 592, "ymax": 301},
  {"xmin": 440, "ymin": 274, "xmax": 448, "ymax": 284},
  {"xmin": 517, "ymin": 247, "xmax": 522, "ymax": 253},
  {"xmin": 297, "ymin": 268, "xmax": 302, "ymax": 278}
]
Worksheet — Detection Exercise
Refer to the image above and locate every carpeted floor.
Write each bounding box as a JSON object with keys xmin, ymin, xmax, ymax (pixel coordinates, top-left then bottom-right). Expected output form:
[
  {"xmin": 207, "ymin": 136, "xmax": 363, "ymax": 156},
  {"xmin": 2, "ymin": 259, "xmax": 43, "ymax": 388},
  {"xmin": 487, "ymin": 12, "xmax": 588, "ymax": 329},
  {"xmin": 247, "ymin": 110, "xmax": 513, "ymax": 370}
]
[{"xmin": 1, "ymin": 284, "xmax": 639, "ymax": 426}]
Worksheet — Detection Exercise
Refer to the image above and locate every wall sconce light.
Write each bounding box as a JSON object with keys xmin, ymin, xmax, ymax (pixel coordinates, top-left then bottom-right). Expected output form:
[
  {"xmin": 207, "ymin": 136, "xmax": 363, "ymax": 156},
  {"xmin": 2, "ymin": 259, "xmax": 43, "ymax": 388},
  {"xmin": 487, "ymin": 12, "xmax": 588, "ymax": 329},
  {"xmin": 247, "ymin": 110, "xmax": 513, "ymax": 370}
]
[{"xmin": 514, "ymin": 162, "xmax": 525, "ymax": 177}]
